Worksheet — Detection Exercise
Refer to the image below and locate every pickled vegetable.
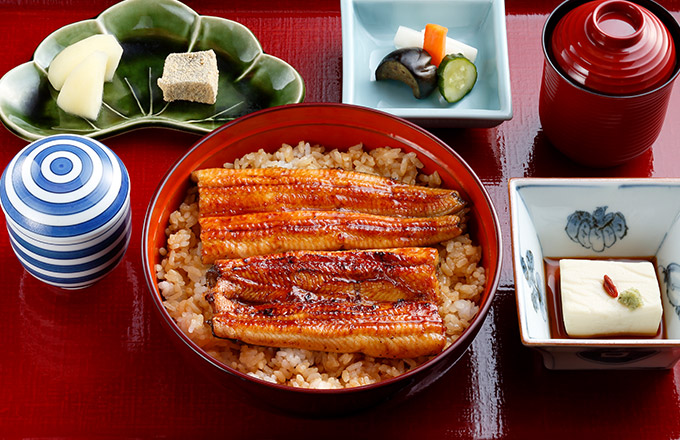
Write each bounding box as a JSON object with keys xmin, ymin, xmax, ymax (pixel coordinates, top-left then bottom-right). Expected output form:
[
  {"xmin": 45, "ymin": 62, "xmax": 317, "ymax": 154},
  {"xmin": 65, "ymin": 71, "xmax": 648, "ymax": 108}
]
[
  {"xmin": 48, "ymin": 34, "xmax": 123, "ymax": 90},
  {"xmin": 437, "ymin": 54, "xmax": 477, "ymax": 103},
  {"xmin": 393, "ymin": 25, "xmax": 478, "ymax": 63},
  {"xmin": 375, "ymin": 48, "xmax": 437, "ymax": 99},
  {"xmin": 423, "ymin": 23, "xmax": 448, "ymax": 67},
  {"xmin": 56, "ymin": 51, "xmax": 107, "ymax": 120}
]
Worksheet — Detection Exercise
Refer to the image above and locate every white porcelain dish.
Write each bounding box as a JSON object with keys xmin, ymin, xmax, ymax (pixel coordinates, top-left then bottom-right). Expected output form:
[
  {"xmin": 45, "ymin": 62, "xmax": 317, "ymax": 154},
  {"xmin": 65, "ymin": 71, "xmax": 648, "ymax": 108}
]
[
  {"xmin": 509, "ymin": 178, "xmax": 680, "ymax": 370},
  {"xmin": 340, "ymin": 0, "xmax": 512, "ymax": 127}
]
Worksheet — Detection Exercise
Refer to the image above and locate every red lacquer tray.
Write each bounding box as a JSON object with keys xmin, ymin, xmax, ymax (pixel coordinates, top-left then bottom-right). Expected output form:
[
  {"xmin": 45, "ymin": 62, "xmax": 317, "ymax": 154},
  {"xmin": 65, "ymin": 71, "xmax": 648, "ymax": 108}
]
[{"xmin": 0, "ymin": 0, "xmax": 679, "ymax": 438}]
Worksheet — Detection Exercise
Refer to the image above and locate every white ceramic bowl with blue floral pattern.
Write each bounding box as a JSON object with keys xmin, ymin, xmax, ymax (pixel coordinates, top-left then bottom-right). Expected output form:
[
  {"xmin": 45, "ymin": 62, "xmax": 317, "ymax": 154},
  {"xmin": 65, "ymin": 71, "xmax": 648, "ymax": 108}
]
[{"xmin": 509, "ymin": 178, "xmax": 680, "ymax": 370}]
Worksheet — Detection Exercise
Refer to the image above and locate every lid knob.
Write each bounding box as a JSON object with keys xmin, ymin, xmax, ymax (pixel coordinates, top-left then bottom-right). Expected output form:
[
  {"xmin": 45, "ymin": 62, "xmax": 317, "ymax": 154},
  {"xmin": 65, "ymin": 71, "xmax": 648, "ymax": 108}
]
[{"xmin": 588, "ymin": 0, "xmax": 644, "ymax": 48}]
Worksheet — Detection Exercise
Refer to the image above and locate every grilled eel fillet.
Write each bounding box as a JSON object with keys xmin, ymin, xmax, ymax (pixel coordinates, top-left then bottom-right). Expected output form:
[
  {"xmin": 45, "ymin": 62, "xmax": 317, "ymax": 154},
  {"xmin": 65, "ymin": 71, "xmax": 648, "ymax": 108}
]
[
  {"xmin": 208, "ymin": 297, "xmax": 446, "ymax": 359},
  {"xmin": 207, "ymin": 247, "xmax": 441, "ymax": 303},
  {"xmin": 191, "ymin": 167, "xmax": 466, "ymax": 217},
  {"xmin": 206, "ymin": 248, "xmax": 446, "ymax": 358},
  {"xmin": 199, "ymin": 210, "xmax": 463, "ymax": 263}
]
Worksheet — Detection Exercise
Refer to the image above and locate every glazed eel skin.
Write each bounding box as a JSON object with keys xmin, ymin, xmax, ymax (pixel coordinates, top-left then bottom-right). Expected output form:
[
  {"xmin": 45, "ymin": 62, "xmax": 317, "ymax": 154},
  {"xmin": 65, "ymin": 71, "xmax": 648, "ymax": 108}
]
[
  {"xmin": 191, "ymin": 167, "xmax": 466, "ymax": 218},
  {"xmin": 206, "ymin": 248, "xmax": 446, "ymax": 358},
  {"xmin": 199, "ymin": 210, "xmax": 463, "ymax": 263},
  {"xmin": 209, "ymin": 298, "xmax": 446, "ymax": 359},
  {"xmin": 195, "ymin": 166, "xmax": 463, "ymax": 357},
  {"xmin": 207, "ymin": 247, "xmax": 441, "ymax": 303}
]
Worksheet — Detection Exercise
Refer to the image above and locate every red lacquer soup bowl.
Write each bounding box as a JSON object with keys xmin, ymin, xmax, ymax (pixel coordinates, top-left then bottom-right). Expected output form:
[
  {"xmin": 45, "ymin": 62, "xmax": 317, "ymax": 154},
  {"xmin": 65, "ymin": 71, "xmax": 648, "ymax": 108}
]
[
  {"xmin": 141, "ymin": 103, "xmax": 502, "ymax": 415},
  {"xmin": 539, "ymin": 0, "xmax": 680, "ymax": 167}
]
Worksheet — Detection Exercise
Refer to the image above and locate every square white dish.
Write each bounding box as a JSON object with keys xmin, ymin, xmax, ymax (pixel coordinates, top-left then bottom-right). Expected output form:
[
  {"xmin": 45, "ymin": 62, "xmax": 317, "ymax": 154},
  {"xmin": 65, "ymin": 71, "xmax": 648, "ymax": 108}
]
[
  {"xmin": 340, "ymin": 0, "xmax": 512, "ymax": 127},
  {"xmin": 508, "ymin": 178, "xmax": 680, "ymax": 370}
]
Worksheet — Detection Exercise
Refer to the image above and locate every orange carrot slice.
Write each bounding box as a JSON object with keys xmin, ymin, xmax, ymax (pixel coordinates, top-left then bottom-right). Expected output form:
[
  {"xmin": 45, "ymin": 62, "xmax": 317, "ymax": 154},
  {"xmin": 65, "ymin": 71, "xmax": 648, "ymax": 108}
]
[{"xmin": 423, "ymin": 23, "xmax": 448, "ymax": 67}]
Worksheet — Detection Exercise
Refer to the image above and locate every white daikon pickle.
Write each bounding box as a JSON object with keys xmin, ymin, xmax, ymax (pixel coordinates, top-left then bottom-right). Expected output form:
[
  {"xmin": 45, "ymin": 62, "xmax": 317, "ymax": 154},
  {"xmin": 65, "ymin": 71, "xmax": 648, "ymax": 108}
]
[
  {"xmin": 48, "ymin": 34, "xmax": 123, "ymax": 90},
  {"xmin": 393, "ymin": 26, "xmax": 425, "ymax": 50},
  {"xmin": 56, "ymin": 51, "xmax": 108, "ymax": 120},
  {"xmin": 393, "ymin": 25, "xmax": 478, "ymax": 63}
]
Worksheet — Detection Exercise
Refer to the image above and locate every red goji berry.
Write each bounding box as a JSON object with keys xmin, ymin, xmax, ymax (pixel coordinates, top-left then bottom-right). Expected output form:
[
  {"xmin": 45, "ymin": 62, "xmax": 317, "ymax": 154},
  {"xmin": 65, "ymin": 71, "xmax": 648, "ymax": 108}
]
[{"xmin": 603, "ymin": 274, "xmax": 618, "ymax": 298}]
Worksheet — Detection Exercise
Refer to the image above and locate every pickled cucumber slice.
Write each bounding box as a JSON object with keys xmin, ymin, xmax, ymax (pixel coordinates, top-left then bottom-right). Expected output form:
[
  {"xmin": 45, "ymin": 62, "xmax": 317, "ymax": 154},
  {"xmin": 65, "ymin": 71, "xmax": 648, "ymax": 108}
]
[{"xmin": 437, "ymin": 54, "xmax": 477, "ymax": 103}]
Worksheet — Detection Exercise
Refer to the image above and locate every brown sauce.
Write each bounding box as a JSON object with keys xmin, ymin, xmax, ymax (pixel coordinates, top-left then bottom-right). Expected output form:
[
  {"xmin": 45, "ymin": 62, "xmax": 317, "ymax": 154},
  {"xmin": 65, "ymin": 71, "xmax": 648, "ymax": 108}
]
[{"xmin": 543, "ymin": 256, "xmax": 665, "ymax": 339}]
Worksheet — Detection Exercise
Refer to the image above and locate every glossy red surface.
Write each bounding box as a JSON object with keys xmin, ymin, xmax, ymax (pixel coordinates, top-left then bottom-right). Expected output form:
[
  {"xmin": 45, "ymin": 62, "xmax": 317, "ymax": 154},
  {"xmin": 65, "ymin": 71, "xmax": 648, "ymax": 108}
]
[
  {"xmin": 1, "ymin": 0, "xmax": 680, "ymax": 438},
  {"xmin": 141, "ymin": 103, "xmax": 503, "ymax": 415},
  {"xmin": 540, "ymin": 0, "xmax": 680, "ymax": 166},
  {"xmin": 552, "ymin": 0, "xmax": 675, "ymax": 94}
]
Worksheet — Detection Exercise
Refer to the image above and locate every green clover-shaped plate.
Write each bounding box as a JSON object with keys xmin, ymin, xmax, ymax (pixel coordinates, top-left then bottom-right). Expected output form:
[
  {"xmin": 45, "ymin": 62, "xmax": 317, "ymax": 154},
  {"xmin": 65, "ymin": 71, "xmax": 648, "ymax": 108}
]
[{"xmin": 0, "ymin": 0, "xmax": 305, "ymax": 141}]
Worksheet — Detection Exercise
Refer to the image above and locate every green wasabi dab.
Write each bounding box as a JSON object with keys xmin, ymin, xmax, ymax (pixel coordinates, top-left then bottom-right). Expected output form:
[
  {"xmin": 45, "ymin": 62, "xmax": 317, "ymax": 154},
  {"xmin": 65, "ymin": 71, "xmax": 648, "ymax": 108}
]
[{"xmin": 618, "ymin": 288, "xmax": 643, "ymax": 310}]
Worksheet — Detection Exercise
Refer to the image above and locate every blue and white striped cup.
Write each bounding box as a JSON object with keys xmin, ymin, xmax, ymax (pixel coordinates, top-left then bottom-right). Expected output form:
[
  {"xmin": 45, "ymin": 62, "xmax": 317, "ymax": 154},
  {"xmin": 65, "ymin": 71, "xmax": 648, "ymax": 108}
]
[{"xmin": 0, "ymin": 134, "xmax": 131, "ymax": 289}]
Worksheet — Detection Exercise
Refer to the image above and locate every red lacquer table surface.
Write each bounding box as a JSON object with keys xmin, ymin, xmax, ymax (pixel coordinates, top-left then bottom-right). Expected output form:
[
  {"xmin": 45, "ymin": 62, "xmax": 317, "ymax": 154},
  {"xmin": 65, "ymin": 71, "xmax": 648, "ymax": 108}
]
[{"xmin": 1, "ymin": 1, "xmax": 679, "ymax": 438}]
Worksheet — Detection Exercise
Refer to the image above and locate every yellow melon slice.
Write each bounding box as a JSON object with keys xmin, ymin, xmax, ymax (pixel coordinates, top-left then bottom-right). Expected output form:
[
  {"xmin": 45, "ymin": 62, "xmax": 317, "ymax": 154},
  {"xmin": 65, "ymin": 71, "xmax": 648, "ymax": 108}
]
[
  {"xmin": 56, "ymin": 51, "xmax": 108, "ymax": 120},
  {"xmin": 48, "ymin": 34, "xmax": 123, "ymax": 90}
]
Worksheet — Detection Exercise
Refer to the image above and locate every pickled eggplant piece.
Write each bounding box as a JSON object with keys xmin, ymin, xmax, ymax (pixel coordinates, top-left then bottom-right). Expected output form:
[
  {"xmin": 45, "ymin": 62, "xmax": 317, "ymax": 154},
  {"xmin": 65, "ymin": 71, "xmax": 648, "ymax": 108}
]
[{"xmin": 375, "ymin": 48, "xmax": 437, "ymax": 99}]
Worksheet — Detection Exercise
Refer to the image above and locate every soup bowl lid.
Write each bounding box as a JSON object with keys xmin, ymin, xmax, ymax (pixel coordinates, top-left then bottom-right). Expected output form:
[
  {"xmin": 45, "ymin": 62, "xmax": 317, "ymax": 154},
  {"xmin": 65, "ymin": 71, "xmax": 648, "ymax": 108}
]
[{"xmin": 551, "ymin": 0, "xmax": 676, "ymax": 95}]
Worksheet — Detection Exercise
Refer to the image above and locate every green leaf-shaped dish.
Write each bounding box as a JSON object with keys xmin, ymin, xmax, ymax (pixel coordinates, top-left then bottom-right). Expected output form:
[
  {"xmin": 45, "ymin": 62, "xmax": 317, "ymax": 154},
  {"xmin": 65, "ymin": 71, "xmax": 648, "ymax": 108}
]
[{"xmin": 0, "ymin": 0, "xmax": 305, "ymax": 141}]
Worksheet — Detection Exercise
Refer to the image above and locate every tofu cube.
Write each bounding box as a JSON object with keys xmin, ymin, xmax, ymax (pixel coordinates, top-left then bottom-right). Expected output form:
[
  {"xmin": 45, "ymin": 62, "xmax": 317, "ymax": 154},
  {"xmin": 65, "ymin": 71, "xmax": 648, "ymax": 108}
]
[
  {"xmin": 157, "ymin": 50, "xmax": 219, "ymax": 104},
  {"xmin": 559, "ymin": 259, "xmax": 663, "ymax": 337}
]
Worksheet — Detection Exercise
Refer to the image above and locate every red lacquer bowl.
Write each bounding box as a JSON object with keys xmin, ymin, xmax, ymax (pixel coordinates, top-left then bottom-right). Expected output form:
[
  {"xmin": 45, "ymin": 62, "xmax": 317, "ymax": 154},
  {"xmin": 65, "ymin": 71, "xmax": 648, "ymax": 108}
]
[
  {"xmin": 552, "ymin": 0, "xmax": 675, "ymax": 95},
  {"xmin": 141, "ymin": 103, "xmax": 502, "ymax": 416},
  {"xmin": 539, "ymin": 0, "xmax": 680, "ymax": 167}
]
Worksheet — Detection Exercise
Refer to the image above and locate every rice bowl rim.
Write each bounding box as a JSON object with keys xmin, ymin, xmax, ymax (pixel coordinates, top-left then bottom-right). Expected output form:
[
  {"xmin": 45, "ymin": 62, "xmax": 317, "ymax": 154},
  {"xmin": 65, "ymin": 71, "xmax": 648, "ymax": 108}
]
[{"xmin": 141, "ymin": 102, "xmax": 502, "ymax": 395}]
